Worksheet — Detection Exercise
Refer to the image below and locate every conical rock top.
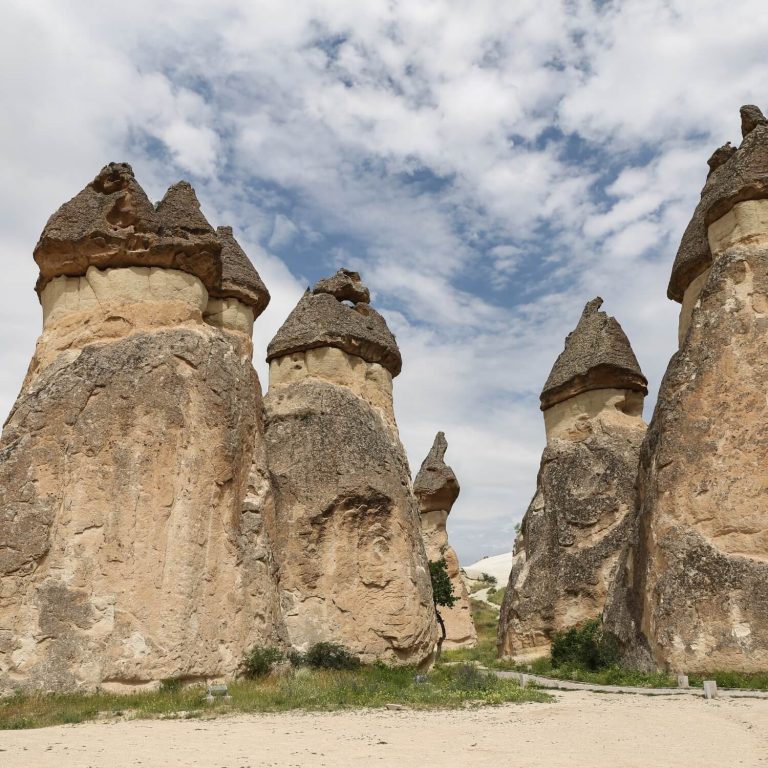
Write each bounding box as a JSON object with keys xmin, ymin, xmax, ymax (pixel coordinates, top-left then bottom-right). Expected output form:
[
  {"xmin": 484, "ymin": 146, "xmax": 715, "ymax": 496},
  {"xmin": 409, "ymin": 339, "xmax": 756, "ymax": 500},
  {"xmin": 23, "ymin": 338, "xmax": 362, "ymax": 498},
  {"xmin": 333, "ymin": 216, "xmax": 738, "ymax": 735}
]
[
  {"xmin": 669, "ymin": 104, "xmax": 768, "ymax": 301},
  {"xmin": 267, "ymin": 269, "xmax": 401, "ymax": 376},
  {"xmin": 741, "ymin": 105, "xmax": 768, "ymax": 138},
  {"xmin": 155, "ymin": 181, "xmax": 216, "ymax": 235},
  {"xmin": 413, "ymin": 432, "xmax": 460, "ymax": 513},
  {"xmin": 540, "ymin": 298, "xmax": 647, "ymax": 410},
  {"xmin": 212, "ymin": 226, "xmax": 271, "ymax": 317},
  {"xmin": 34, "ymin": 163, "xmax": 222, "ymax": 295}
]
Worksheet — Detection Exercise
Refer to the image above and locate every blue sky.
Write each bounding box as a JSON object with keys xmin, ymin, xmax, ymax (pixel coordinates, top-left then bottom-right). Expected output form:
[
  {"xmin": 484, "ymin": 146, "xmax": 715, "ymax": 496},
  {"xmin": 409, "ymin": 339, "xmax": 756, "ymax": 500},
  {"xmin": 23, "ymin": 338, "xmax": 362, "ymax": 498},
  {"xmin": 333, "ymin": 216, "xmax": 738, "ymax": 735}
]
[{"xmin": 1, "ymin": 0, "xmax": 766, "ymax": 563}]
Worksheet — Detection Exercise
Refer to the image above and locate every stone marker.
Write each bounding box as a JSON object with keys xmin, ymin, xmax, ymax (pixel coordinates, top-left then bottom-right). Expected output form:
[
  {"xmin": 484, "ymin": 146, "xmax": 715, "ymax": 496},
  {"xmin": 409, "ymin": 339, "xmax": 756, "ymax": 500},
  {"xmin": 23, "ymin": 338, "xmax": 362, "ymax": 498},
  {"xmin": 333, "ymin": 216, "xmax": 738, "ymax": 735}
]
[
  {"xmin": 703, "ymin": 681, "xmax": 718, "ymax": 700},
  {"xmin": 498, "ymin": 298, "xmax": 647, "ymax": 661},
  {"xmin": 677, "ymin": 675, "xmax": 690, "ymax": 689}
]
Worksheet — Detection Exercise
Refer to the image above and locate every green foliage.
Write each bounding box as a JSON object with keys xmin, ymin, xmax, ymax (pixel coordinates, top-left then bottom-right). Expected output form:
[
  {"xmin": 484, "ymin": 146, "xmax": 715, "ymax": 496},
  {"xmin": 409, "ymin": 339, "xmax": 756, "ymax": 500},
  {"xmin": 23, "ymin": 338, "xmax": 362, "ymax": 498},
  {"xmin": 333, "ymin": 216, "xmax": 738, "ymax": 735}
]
[
  {"xmin": 429, "ymin": 559, "xmax": 456, "ymax": 608},
  {"xmin": 242, "ymin": 646, "xmax": 285, "ymax": 679},
  {"xmin": 480, "ymin": 573, "xmax": 497, "ymax": 585},
  {"xmin": 688, "ymin": 670, "xmax": 768, "ymax": 690},
  {"xmin": 487, "ymin": 587, "xmax": 507, "ymax": 606},
  {"xmin": 302, "ymin": 642, "xmax": 361, "ymax": 670},
  {"xmin": 449, "ymin": 664, "xmax": 499, "ymax": 692},
  {"xmin": 550, "ymin": 619, "xmax": 619, "ymax": 671},
  {"xmin": 159, "ymin": 677, "xmax": 183, "ymax": 693}
]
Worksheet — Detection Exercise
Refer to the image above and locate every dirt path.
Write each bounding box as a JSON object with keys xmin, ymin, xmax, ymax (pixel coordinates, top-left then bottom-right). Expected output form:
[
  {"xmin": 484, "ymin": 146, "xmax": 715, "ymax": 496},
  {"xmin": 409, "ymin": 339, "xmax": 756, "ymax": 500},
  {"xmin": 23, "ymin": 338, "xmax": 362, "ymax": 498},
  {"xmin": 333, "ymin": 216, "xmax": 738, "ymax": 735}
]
[
  {"xmin": 471, "ymin": 587, "xmax": 500, "ymax": 611},
  {"xmin": 2, "ymin": 691, "xmax": 767, "ymax": 768}
]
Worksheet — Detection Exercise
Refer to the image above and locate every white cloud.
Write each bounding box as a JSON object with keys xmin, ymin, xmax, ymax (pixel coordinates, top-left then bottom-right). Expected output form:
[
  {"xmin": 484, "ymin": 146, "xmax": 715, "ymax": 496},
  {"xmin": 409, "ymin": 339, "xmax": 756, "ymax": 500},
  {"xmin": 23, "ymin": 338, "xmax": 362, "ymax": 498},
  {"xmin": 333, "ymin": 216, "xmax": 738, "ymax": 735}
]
[{"xmin": 0, "ymin": 0, "xmax": 765, "ymax": 561}]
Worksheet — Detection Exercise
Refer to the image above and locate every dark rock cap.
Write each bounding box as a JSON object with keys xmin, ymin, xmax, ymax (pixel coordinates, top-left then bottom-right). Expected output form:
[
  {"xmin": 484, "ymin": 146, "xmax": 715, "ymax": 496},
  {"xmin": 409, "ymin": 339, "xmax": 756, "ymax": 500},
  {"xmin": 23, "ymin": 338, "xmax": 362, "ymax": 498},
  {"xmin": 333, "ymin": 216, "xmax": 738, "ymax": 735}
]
[
  {"xmin": 668, "ymin": 105, "xmax": 768, "ymax": 302},
  {"xmin": 313, "ymin": 269, "xmax": 371, "ymax": 304},
  {"xmin": 540, "ymin": 298, "xmax": 647, "ymax": 410},
  {"xmin": 212, "ymin": 226, "xmax": 271, "ymax": 317},
  {"xmin": 267, "ymin": 270, "xmax": 402, "ymax": 376},
  {"xmin": 34, "ymin": 163, "xmax": 222, "ymax": 295},
  {"xmin": 413, "ymin": 432, "xmax": 460, "ymax": 514}
]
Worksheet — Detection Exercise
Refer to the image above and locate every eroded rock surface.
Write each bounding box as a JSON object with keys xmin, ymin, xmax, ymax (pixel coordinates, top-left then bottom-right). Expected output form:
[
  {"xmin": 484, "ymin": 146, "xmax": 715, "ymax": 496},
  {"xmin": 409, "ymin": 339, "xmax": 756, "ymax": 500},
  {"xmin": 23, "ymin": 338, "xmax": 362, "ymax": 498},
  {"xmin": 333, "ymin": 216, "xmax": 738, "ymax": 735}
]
[
  {"xmin": 414, "ymin": 433, "xmax": 476, "ymax": 649},
  {"xmin": 264, "ymin": 273, "xmax": 436, "ymax": 664},
  {"xmin": 605, "ymin": 108, "xmax": 768, "ymax": 673},
  {"xmin": 0, "ymin": 166, "xmax": 284, "ymax": 693},
  {"xmin": 498, "ymin": 299, "xmax": 647, "ymax": 661}
]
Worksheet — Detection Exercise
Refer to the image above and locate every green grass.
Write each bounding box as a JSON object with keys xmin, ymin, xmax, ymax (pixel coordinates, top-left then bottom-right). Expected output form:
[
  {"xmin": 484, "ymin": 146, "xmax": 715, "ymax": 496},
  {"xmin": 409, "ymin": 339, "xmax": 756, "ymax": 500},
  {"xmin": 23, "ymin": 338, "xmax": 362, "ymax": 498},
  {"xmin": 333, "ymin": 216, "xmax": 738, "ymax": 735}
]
[
  {"xmin": 0, "ymin": 662, "xmax": 548, "ymax": 730},
  {"xmin": 522, "ymin": 657, "xmax": 677, "ymax": 688},
  {"xmin": 439, "ymin": 599, "xmax": 515, "ymax": 671},
  {"xmin": 486, "ymin": 587, "xmax": 506, "ymax": 606},
  {"xmin": 516, "ymin": 658, "xmax": 768, "ymax": 690},
  {"xmin": 467, "ymin": 575, "xmax": 497, "ymax": 595}
]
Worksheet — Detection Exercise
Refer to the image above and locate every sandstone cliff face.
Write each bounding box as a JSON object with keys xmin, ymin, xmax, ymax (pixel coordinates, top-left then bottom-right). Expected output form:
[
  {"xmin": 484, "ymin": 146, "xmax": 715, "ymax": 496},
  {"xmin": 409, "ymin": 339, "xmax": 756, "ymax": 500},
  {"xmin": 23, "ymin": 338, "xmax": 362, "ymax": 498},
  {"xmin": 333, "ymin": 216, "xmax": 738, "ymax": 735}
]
[
  {"xmin": 414, "ymin": 433, "xmax": 477, "ymax": 649},
  {"xmin": 264, "ymin": 270, "xmax": 436, "ymax": 664},
  {"xmin": 0, "ymin": 164, "xmax": 284, "ymax": 693},
  {"xmin": 498, "ymin": 299, "xmax": 647, "ymax": 660},
  {"xmin": 605, "ymin": 108, "xmax": 768, "ymax": 673}
]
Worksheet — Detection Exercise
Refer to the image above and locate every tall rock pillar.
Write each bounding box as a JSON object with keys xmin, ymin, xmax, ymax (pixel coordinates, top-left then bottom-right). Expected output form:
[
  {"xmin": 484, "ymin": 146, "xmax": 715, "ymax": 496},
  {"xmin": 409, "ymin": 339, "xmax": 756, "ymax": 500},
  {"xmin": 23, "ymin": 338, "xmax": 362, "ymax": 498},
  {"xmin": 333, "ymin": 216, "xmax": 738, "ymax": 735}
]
[
  {"xmin": 0, "ymin": 164, "xmax": 285, "ymax": 693},
  {"xmin": 264, "ymin": 269, "xmax": 436, "ymax": 664},
  {"xmin": 498, "ymin": 298, "xmax": 647, "ymax": 661},
  {"xmin": 605, "ymin": 106, "xmax": 768, "ymax": 673},
  {"xmin": 414, "ymin": 432, "xmax": 477, "ymax": 649}
]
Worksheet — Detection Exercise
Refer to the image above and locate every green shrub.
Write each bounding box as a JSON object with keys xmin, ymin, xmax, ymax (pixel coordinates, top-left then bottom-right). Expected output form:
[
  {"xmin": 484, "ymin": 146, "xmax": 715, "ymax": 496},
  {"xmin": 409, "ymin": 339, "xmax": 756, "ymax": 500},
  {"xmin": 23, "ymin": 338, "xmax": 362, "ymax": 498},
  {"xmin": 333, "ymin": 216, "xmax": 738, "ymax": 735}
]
[
  {"xmin": 450, "ymin": 664, "xmax": 498, "ymax": 693},
  {"xmin": 159, "ymin": 677, "xmax": 183, "ymax": 693},
  {"xmin": 242, "ymin": 646, "xmax": 285, "ymax": 678},
  {"xmin": 480, "ymin": 573, "xmax": 497, "ymax": 585},
  {"xmin": 303, "ymin": 642, "xmax": 361, "ymax": 670},
  {"xmin": 550, "ymin": 618, "xmax": 619, "ymax": 671}
]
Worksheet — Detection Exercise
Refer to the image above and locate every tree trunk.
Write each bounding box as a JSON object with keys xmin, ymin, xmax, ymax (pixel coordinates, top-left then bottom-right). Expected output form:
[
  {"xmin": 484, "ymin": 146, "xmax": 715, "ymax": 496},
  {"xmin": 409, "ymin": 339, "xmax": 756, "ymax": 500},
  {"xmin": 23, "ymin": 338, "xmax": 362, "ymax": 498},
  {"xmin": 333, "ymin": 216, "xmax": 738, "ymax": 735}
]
[{"xmin": 435, "ymin": 609, "xmax": 447, "ymax": 663}]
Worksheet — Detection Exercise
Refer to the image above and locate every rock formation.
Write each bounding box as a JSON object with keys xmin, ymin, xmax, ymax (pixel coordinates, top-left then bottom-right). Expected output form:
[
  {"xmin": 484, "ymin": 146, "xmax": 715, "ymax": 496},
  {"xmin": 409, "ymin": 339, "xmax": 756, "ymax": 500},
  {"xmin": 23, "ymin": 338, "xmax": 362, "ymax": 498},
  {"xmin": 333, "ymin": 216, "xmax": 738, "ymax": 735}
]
[
  {"xmin": 604, "ymin": 106, "xmax": 768, "ymax": 673},
  {"xmin": 414, "ymin": 433, "xmax": 476, "ymax": 649},
  {"xmin": 498, "ymin": 298, "xmax": 647, "ymax": 661},
  {"xmin": 0, "ymin": 163, "xmax": 285, "ymax": 693},
  {"xmin": 264, "ymin": 269, "xmax": 437, "ymax": 664}
]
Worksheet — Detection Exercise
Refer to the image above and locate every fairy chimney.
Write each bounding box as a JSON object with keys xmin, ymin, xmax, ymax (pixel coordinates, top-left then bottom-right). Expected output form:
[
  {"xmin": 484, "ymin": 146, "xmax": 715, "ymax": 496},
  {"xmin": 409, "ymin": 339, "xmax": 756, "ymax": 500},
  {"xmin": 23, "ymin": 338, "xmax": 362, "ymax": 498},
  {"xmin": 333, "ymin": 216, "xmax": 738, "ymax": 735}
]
[
  {"xmin": 414, "ymin": 432, "xmax": 477, "ymax": 649},
  {"xmin": 263, "ymin": 269, "xmax": 437, "ymax": 665},
  {"xmin": 0, "ymin": 163, "xmax": 285, "ymax": 693},
  {"xmin": 498, "ymin": 298, "xmax": 647, "ymax": 661},
  {"xmin": 605, "ymin": 106, "xmax": 768, "ymax": 673}
]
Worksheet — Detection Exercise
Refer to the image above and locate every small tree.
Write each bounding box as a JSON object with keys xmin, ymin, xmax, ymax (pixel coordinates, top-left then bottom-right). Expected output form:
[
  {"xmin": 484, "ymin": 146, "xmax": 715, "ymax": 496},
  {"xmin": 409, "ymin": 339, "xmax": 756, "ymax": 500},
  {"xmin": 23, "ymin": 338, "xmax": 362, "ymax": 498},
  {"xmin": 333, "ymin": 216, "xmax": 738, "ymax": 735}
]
[{"xmin": 429, "ymin": 558, "xmax": 457, "ymax": 662}]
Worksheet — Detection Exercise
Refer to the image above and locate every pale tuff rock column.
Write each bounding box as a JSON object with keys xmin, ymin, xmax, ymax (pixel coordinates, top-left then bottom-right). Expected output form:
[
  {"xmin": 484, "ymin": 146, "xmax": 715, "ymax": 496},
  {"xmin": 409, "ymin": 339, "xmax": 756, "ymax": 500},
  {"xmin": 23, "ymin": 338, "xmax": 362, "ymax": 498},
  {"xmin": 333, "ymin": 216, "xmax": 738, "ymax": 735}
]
[
  {"xmin": 604, "ymin": 106, "xmax": 768, "ymax": 673},
  {"xmin": 498, "ymin": 298, "xmax": 647, "ymax": 661},
  {"xmin": 0, "ymin": 163, "xmax": 285, "ymax": 693},
  {"xmin": 264, "ymin": 269, "xmax": 437, "ymax": 664},
  {"xmin": 414, "ymin": 433, "xmax": 477, "ymax": 649}
]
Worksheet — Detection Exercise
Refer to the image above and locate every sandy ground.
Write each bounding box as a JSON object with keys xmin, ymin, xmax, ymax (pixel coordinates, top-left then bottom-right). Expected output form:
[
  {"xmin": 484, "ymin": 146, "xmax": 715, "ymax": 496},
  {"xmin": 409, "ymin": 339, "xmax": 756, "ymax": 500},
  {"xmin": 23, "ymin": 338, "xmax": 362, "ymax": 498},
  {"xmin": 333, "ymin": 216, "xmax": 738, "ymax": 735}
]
[{"xmin": 2, "ymin": 691, "xmax": 767, "ymax": 768}]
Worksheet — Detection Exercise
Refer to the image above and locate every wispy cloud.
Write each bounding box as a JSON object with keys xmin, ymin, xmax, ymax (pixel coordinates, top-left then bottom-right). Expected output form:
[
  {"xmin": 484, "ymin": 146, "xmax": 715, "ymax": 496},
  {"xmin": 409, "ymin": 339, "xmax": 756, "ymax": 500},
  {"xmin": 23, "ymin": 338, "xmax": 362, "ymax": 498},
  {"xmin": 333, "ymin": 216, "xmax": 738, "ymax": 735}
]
[{"xmin": 0, "ymin": 0, "xmax": 764, "ymax": 561}]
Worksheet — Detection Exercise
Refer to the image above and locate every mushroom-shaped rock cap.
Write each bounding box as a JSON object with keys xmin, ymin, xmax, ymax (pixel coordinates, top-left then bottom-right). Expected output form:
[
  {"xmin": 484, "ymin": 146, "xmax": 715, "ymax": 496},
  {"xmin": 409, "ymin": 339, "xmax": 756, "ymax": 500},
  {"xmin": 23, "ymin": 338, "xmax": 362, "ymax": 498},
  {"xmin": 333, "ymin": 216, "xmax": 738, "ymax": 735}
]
[
  {"xmin": 540, "ymin": 298, "xmax": 647, "ymax": 411},
  {"xmin": 34, "ymin": 163, "xmax": 222, "ymax": 295},
  {"xmin": 212, "ymin": 227, "xmax": 271, "ymax": 317},
  {"xmin": 413, "ymin": 432, "xmax": 460, "ymax": 514},
  {"xmin": 668, "ymin": 105, "xmax": 768, "ymax": 301},
  {"xmin": 313, "ymin": 269, "xmax": 371, "ymax": 304},
  {"xmin": 267, "ymin": 271, "xmax": 402, "ymax": 376}
]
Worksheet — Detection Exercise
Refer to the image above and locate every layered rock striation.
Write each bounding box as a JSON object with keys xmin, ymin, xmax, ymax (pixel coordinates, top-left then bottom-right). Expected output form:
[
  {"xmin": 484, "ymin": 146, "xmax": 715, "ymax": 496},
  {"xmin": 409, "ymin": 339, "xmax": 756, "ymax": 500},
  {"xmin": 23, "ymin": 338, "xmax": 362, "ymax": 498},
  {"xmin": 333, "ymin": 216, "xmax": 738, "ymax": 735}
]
[
  {"xmin": 0, "ymin": 164, "xmax": 284, "ymax": 693},
  {"xmin": 498, "ymin": 298, "xmax": 647, "ymax": 661},
  {"xmin": 264, "ymin": 269, "xmax": 436, "ymax": 664},
  {"xmin": 414, "ymin": 433, "xmax": 477, "ymax": 649},
  {"xmin": 605, "ymin": 107, "xmax": 768, "ymax": 673}
]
